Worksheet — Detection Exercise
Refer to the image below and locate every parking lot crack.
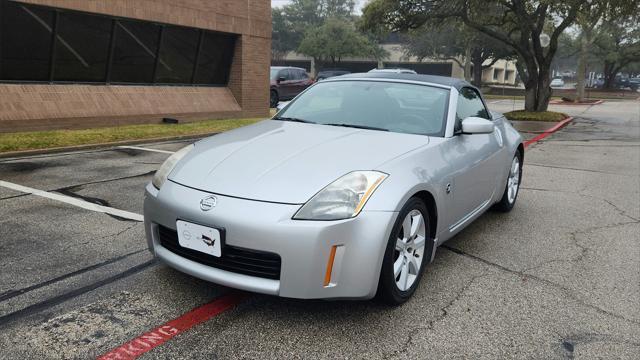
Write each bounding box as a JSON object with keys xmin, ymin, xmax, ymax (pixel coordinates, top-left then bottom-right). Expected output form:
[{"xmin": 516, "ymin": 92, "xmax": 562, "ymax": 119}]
[
  {"xmin": 97, "ymin": 223, "xmax": 140, "ymax": 241},
  {"xmin": 54, "ymin": 170, "xmax": 155, "ymax": 193},
  {"xmin": 383, "ymin": 271, "xmax": 489, "ymax": 359},
  {"xmin": 522, "ymin": 186, "xmax": 639, "ymax": 222},
  {"xmin": 521, "ymin": 220, "xmax": 638, "ymax": 275},
  {"xmin": 578, "ymin": 192, "xmax": 639, "ymax": 222},
  {"xmin": 53, "ymin": 188, "xmax": 140, "ymax": 223},
  {"xmin": 437, "ymin": 272, "xmax": 490, "ymax": 324},
  {"xmin": 0, "ymin": 260, "xmax": 156, "ymax": 328},
  {"xmin": 54, "ymin": 224, "xmax": 142, "ymax": 254},
  {"xmin": 440, "ymin": 245, "xmax": 640, "ymax": 326},
  {"xmin": 0, "ymin": 247, "xmax": 147, "ymax": 303},
  {"xmin": 526, "ymin": 163, "xmax": 635, "ymax": 177}
]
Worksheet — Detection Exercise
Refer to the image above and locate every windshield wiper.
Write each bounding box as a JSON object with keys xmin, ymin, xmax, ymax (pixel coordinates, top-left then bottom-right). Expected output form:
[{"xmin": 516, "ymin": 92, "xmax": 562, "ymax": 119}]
[
  {"xmin": 324, "ymin": 123, "xmax": 389, "ymax": 132},
  {"xmin": 273, "ymin": 116, "xmax": 315, "ymax": 124}
]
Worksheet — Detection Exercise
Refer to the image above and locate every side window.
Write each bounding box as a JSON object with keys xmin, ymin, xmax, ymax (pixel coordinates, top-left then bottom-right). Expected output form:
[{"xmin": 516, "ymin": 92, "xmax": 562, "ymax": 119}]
[
  {"xmin": 298, "ymin": 70, "xmax": 308, "ymax": 80},
  {"xmin": 291, "ymin": 69, "xmax": 303, "ymax": 80},
  {"xmin": 278, "ymin": 69, "xmax": 290, "ymax": 81},
  {"xmin": 456, "ymin": 88, "xmax": 490, "ymax": 122}
]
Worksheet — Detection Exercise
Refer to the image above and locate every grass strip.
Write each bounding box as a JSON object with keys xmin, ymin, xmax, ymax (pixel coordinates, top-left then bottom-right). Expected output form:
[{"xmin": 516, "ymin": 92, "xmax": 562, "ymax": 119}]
[
  {"xmin": 504, "ymin": 110, "xmax": 568, "ymax": 122},
  {"xmin": 0, "ymin": 118, "xmax": 261, "ymax": 153}
]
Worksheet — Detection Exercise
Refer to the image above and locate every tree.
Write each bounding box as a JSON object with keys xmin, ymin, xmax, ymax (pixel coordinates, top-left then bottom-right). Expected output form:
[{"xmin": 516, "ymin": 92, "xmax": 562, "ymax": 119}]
[
  {"xmin": 574, "ymin": 0, "xmax": 638, "ymax": 100},
  {"xmin": 283, "ymin": 0, "xmax": 356, "ymax": 26},
  {"xmin": 361, "ymin": 0, "xmax": 591, "ymax": 111},
  {"xmin": 404, "ymin": 22, "xmax": 515, "ymax": 86},
  {"xmin": 273, "ymin": 0, "xmax": 357, "ymax": 52},
  {"xmin": 593, "ymin": 14, "xmax": 640, "ymax": 89},
  {"xmin": 272, "ymin": 8, "xmax": 298, "ymax": 60},
  {"xmin": 574, "ymin": 4, "xmax": 606, "ymax": 101},
  {"xmin": 297, "ymin": 18, "xmax": 384, "ymax": 67}
]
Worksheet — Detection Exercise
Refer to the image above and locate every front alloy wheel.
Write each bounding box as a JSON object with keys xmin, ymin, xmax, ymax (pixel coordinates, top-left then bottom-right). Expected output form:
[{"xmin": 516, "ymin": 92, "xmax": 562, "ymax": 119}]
[
  {"xmin": 506, "ymin": 156, "xmax": 521, "ymax": 204},
  {"xmin": 493, "ymin": 151, "xmax": 523, "ymax": 212},
  {"xmin": 377, "ymin": 197, "xmax": 432, "ymax": 305},
  {"xmin": 394, "ymin": 209, "xmax": 426, "ymax": 291}
]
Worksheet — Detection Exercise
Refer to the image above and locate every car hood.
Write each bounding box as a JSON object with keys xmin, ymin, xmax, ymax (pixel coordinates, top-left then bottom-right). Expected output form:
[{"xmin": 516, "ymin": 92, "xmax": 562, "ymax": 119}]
[{"xmin": 169, "ymin": 120, "xmax": 430, "ymax": 204}]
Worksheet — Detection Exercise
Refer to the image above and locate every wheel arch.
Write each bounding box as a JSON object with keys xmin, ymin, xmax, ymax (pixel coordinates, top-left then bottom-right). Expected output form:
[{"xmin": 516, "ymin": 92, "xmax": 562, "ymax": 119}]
[
  {"xmin": 410, "ymin": 190, "xmax": 438, "ymax": 241},
  {"xmin": 517, "ymin": 142, "xmax": 524, "ymax": 160}
]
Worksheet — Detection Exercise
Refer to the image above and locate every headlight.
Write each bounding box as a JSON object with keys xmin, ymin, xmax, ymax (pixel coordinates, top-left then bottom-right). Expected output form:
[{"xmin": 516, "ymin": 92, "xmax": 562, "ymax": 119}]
[
  {"xmin": 293, "ymin": 171, "xmax": 388, "ymax": 220},
  {"xmin": 151, "ymin": 144, "xmax": 194, "ymax": 189}
]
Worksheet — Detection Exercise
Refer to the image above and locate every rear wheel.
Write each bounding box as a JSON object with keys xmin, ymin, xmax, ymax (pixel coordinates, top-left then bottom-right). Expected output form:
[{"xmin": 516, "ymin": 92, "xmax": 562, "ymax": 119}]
[
  {"xmin": 270, "ymin": 90, "xmax": 279, "ymax": 108},
  {"xmin": 377, "ymin": 197, "xmax": 432, "ymax": 305},
  {"xmin": 493, "ymin": 151, "xmax": 523, "ymax": 212}
]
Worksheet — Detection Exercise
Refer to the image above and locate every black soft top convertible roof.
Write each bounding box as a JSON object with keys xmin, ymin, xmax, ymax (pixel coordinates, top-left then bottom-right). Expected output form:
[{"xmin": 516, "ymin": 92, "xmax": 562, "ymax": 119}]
[{"xmin": 335, "ymin": 72, "xmax": 472, "ymax": 90}]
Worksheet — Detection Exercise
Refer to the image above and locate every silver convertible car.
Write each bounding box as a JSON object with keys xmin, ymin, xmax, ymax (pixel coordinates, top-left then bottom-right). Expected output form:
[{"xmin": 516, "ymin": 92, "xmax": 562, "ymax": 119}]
[{"xmin": 144, "ymin": 73, "xmax": 523, "ymax": 304}]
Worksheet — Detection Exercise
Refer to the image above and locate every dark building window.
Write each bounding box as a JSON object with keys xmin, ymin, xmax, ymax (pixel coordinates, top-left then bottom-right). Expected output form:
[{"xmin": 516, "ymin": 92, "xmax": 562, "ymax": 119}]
[
  {"xmin": 111, "ymin": 20, "xmax": 161, "ymax": 83},
  {"xmin": 0, "ymin": 1, "xmax": 55, "ymax": 81},
  {"xmin": 53, "ymin": 11, "xmax": 112, "ymax": 82},
  {"xmin": 195, "ymin": 32, "xmax": 236, "ymax": 85},
  {"xmin": 156, "ymin": 26, "xmax": 199, "ymax": 84},
  {"xmin": 0, "ymin": 0, "xmax": 237, "ymax": 86}
]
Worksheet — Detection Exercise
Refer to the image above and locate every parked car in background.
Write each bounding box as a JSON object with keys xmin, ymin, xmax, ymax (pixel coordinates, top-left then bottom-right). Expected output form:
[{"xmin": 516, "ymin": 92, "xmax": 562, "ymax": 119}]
[
  {"xmin": 589, "ymin": 78, "xmax": 605, "ymax": 89},
  {"xmin": 550, "ymin": 77, "xmax": 565, "ymax": 88},
  {"xmin": 369, "ymin": 68, "xmax": 417, "ymax": 74},
  {"xmin": 316, "ymin": 69, "xmax": 351, "ymax": 81},
  {"xmin": 270, "ymin": 66, "xmax": 313, "ymax": 108},
  {"xmin": 590, "ymin": 77, "xmax": 639, "ymax": 90},
  {"xmin": 627, "ymin": 78, "xmax": 640, "ymax": 91}
]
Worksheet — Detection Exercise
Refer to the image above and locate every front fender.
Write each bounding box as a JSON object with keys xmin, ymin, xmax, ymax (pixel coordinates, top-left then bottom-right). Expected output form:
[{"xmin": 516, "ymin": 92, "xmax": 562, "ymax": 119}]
[{"xmin": 365, "ymin": 142, "xmax": 450, "ymax": 236}]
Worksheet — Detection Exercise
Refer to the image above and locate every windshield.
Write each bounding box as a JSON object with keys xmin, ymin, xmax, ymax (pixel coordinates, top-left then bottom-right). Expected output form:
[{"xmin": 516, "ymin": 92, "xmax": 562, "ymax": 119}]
[
  {"xmin": 270, "ymin": 68, "xmax": 280, "ymax": 79},
  {"xmin": 275, "ymin": 80, "xmax": 450, "ymax": 136}
]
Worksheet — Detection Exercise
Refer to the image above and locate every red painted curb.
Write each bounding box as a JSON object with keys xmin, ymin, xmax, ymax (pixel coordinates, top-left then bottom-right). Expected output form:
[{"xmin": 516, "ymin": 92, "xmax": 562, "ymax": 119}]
[
  {"xmin": 97, "ymin": 292, "xmax": 247, "ymax": 360},
  {"xmin": 523, "ymin": 117, "xmax": 573, "ymax": 148}
]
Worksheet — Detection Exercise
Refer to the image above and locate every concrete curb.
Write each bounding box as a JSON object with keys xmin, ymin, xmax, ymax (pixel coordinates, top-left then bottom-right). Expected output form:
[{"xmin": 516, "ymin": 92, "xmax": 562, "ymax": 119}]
[
  {"xmin": 0, "ymin": 132, "xmax": 217, "ymax": 159},
  {"xmin": 549, "ymin": 99, "xmax": 604, "ymax": 105},
  {"xmin": 524, "ymin": 117, "xmax": 574, "ymax": 148}
]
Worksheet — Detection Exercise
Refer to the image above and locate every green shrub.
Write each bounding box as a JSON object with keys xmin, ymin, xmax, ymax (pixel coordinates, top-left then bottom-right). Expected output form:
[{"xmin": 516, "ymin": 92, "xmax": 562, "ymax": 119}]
[{"xmin": 504, "ymin": 110, "xmax": 568, "ymax": 122}]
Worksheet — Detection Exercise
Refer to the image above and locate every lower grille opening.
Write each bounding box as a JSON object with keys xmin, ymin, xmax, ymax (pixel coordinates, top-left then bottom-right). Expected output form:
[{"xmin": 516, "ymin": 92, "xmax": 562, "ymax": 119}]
[{"xmin": 157, "ymin": 225, "xmax": 281, "ymax": 280}]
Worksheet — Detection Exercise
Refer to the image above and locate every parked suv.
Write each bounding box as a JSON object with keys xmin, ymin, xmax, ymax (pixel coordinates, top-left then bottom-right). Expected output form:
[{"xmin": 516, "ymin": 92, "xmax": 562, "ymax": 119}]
[{"xmin": 270, "ymin": 67, "xmax": 313, "ymax": 108}]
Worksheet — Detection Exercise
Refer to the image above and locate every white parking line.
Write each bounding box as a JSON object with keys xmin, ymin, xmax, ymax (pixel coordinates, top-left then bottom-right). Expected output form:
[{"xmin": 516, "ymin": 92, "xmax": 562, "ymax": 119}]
[
  {"xmin": 117, "ymin": 146, "xmax": 174, "ymax": 154},
  {"xmin": 0, "ymin": 180, "xmax": 144, "ymax": 222}
]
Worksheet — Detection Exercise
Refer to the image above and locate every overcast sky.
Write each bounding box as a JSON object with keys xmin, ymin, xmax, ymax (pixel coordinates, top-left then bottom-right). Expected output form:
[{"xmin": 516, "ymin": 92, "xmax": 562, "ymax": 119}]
[{"xmin": 271, "ymin": 0, "xmax": 369, "ymax": 14}]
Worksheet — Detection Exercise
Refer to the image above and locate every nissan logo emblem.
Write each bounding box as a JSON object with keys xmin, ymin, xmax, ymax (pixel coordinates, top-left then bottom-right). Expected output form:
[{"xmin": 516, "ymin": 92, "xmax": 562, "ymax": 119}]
[{"xmin": 200, "ymin": 195, "xmax": 217, "ymax": 211}]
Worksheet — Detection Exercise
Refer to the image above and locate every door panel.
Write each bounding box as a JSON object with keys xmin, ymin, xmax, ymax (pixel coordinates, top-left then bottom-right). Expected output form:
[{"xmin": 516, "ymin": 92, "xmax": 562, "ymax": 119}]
[
  {"xmin": 294, "ymin": 70, "xmax": 310, "ymax": 95},
  {"xmin": 291, "ymin": 69, "xmax": 306, "ymax": 97},
  {"xmin": 446, "ymin": 133, "xmax": 503, "ymax": 227},
  {"xmin": 445, "ymin": 87, "xmax": 505, "ymax": 227},
  {"xmin": 278, "ymin": 69, "xmax": 295, "ymax": 99}
]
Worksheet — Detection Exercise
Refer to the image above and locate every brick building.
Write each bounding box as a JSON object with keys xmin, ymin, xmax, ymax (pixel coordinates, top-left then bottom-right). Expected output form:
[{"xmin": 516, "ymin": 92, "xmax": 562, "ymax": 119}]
[{"xmin": 0, "ymin": 0, "xmax": 271, "ymax": 133}]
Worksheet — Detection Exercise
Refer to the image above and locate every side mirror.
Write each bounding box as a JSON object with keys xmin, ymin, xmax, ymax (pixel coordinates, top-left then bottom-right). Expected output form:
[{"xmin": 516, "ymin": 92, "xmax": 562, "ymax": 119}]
[
  {"xmin": 277, "ymin": 76, "xmax": 286, "ymax": 83},
  {"xmin": 461, "ymin": 117, "xmax": 494, "ymax": 134}
]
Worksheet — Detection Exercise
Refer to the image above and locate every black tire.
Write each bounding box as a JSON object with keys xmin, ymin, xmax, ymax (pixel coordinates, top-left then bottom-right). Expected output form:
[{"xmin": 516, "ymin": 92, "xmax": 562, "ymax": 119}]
[
  {"xmin": 377, "ymin": 197, "xmax": 433, "ymax": 305},
  {"xmin": 493, "ymin": 150, "xmax": 523, "ymax": 212},
  {"xmin": 270, "ymin": 90, "xmax": 279, "ymax": 108}
]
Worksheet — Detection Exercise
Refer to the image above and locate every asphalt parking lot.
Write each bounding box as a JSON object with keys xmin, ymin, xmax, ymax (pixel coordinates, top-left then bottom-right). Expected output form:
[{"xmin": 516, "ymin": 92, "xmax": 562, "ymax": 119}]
[{"xmin": 0, "ymin": 100, "xmax": 638, "ymax": 359}]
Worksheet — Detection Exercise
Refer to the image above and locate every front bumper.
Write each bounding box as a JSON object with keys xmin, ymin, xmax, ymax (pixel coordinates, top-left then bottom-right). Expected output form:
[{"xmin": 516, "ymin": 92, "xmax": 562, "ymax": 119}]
[{"xmin": 143, "ymin": 181, "xmax": 397, "ymax": 299}]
